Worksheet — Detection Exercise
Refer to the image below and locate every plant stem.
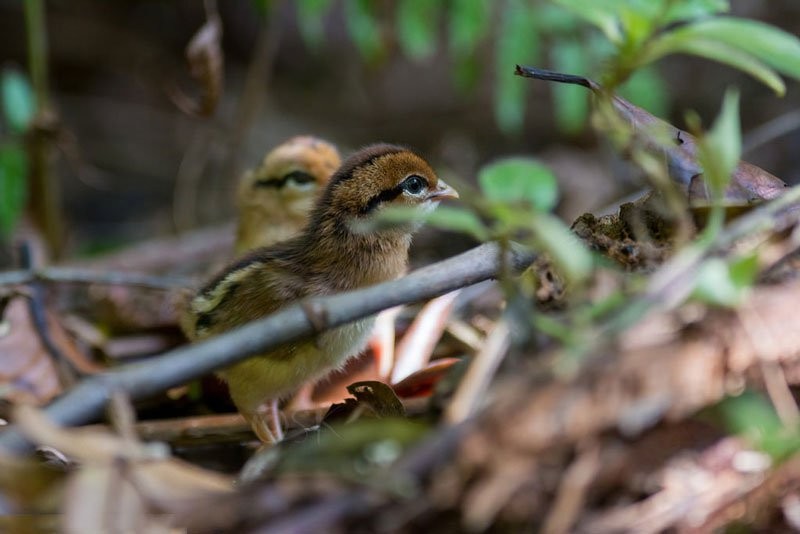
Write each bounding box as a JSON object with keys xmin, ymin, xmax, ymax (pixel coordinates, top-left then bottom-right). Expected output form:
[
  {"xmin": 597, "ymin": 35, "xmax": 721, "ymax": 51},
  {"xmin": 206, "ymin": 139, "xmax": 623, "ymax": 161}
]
[
  {"xmin": 24, "ymin": 0, "xmax": 48, "ymax": 109},
  {"xmin": 24, "ymin": 0, "xmax": 64, "ymax": 259}
]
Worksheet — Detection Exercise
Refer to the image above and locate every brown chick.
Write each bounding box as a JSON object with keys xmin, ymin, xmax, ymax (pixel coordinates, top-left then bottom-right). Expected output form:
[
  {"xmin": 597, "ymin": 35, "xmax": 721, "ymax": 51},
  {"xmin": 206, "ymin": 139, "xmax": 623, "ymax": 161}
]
[
  {"xmin": 235, "ymin": 136, "xmax": 341, "ymax": 253},
  {"xmin": 182, "ymin": 144, "xmax": 458, "ymax": 442}
]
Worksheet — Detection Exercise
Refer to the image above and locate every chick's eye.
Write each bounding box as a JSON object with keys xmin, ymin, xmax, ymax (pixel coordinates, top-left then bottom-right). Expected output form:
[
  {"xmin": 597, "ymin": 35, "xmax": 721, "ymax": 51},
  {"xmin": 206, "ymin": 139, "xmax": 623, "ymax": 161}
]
[
  {"xmin": 284, "ymin": 171, "xmax": 316, "ymax": 186},
  {"xmin": 402, "ymin": 175, "xmax": 427, "ymax": 195}
]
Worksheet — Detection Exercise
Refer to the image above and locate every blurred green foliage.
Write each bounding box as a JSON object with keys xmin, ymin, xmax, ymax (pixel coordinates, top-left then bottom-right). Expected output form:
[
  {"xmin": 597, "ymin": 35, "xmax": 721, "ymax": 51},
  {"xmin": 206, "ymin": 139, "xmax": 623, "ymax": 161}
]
[
  {"xmin": 0, "ymin": 68, "xmax": 33, "ymax": 237},
  {"xmin": 279, "ymin": 0, "xmax": 800, "ymax": 135},
  {"xmin": 713, "ymin": 391, "xmax": 800, "ymax": 461},
  {"xmin": 0, "ymin": 144, "xmax": 27, "ymax": 236},
  {"xmin": 691, "ymin": 253, "xmax": 758, "ymax": 307},
  {"xmin": 1, "ymin": 69, "xmax": 34, "ymax": 135}
]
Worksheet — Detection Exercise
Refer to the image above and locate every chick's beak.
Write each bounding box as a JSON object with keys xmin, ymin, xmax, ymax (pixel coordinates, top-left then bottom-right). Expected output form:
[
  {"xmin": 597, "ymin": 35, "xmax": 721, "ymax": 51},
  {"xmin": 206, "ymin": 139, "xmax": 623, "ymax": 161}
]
[{"xmin": 426, "ymin": 180, "xmax": 459, "ymax": 201}]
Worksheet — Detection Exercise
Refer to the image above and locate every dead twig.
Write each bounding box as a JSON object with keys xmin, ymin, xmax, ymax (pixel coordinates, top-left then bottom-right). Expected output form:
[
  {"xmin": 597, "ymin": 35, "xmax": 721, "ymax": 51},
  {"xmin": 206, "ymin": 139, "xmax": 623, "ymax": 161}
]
[
  {"xmin": 0, "ymin": 267, "xmax": 193, "ymax": 290},
  {"xmin": 18, "ymin": 243, "xmax": 78, "ymax": 388},
  {"xmin": 445, "ymin": 318, "xmax": 511, "ymax": 424}
]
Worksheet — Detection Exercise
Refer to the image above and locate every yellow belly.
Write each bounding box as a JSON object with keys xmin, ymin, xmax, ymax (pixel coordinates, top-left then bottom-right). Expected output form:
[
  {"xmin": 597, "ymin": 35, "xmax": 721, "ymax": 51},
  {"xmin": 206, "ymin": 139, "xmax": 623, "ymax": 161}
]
[{"xmin": 220, "ymin": 317, "xmax": 374, "ymax": 415}]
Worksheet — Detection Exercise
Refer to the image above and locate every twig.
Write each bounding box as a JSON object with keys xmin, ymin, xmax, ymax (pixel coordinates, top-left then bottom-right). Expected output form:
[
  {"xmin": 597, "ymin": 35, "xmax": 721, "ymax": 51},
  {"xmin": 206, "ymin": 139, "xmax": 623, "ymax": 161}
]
[
  {"xmin": 0, "ymin": 267, "xmax": 193, "ymax": 290},
  {"xmin": 257, "ymin": 494, "xmax": 375, "ymax": 534},
  {"xmin": 542, "ymin": 441, "xmax": 601, "ymax": 534},
  {"xmin": 0, "ymin": 243, "xmax": 535, "ymax": 453},
  {"xmin": 172, "ymin": 130, "xmax": 213, "ymax": 232},
  {"xmin": 18, "ymin": 242, "xmax": 78, "ymax": 387},
  {"xmin": 444, "ymin": 318, "xmax": 511, "ymax": 424},
  {"xmin": 738, "ymin": 302, "xmax": 800, "ymax": 426},
  {"xmin": 220, "ymin": 1, "xmax": 284, "ymax": 187},
  {"xmin": 743, "ymin": 110, "xmax": 800, "ymax": 155}
]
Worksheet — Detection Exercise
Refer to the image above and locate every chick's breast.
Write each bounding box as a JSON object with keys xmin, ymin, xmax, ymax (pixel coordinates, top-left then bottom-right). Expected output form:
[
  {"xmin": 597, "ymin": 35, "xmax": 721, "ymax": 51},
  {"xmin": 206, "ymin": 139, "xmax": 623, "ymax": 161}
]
[{"xmin": 219, "ymin": 317, "xmax": 375, "ymax": 414}]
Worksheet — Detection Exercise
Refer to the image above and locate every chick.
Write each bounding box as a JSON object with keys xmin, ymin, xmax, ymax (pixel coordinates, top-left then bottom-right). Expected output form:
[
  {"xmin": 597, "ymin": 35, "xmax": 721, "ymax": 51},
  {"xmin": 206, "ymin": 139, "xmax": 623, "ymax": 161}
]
[
  {"xmin": 183, "ymin": 144, "xmax": 458, "ymax": 442},
  {"xmin": 235, "ymin": 136, "xmax": 341, "ymax": 253},
  {"xmin": 235, "ymin": 136, "xmax": 339, "ymax": 411}
]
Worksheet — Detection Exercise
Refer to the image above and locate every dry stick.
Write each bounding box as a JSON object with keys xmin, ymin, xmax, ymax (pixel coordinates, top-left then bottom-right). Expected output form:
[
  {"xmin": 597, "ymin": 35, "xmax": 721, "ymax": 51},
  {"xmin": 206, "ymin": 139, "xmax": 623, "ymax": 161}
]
[
  {"xmin": 444, "ymin": 318, "xmax": 511, "ymax": 424},
  {"xmin": 18, "ymin": 243, "xmax": 78, "ymax": 388},
  {"xmin": 0, "ymin": 243, "xmax": 535, "ymax": 454},
  {"xmin": 220, "ymin": 1, "xmax": 283, "ymax": 186},
  {"xmin": 542, "ymin": 441, "xmax": 602, "ymax": 534},
  {"xmin": 0, "ymin": 267, "xmax": 193, "ymax": 290}
]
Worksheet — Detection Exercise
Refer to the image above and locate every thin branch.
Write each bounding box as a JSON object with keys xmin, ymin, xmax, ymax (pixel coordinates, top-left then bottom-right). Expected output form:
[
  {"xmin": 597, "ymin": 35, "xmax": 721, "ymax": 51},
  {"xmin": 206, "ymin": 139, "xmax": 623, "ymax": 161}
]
[
  {"xmin": 0, "ymin": 243, "xmax": 535, "ymax": 454},
  {"xmin": 0, "ymin": 267, "xmax": 194, "ymax": 290},
  {"xmin": 18, "ymin": 243, "xmax": 78, "ymax": 388},
  {"xmin": 220, "ymin": 1, "xmax": 284, "ymax": 186},
  {"xmin": 444, "ymin": 318, "xmax": 511, "ymax": 424}
]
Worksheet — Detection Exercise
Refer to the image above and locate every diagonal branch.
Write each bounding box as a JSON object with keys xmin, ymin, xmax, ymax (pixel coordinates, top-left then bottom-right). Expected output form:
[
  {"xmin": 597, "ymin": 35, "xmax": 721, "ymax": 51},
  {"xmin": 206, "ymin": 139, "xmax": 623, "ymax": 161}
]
[{"xmin": 0, "ymin": 243, "xmax": 535, "ymax": 454}]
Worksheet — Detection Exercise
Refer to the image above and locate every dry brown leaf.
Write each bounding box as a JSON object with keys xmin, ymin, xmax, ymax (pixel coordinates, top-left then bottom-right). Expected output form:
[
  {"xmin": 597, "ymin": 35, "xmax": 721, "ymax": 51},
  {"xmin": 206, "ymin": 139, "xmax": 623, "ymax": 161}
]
[
  {"xmin": 170, "ymin": 9, "xmax": 224, "ymax": 117},
  {"xmin": 0, "ymin": 297, "xmax": 62, "ymax": 405},
  {"xmin": 13, "ymin": 404, "xmax": 233, "ymax": 532}
]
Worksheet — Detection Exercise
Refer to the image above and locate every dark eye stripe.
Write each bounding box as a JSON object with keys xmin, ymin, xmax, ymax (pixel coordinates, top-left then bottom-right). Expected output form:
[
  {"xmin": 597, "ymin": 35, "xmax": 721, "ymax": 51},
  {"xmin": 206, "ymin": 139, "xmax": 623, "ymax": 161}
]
[
  {"xmin": 253, "ymin": 171, "xmax": 316, "ymax": 189},
  {"xmin": 284, "ymin": 170, "xmax": 316, "ymax": 184},
  {"xmin": 361, "ymin": 184, "xmax": 404, "ymax": 214},
  {"xmin": 253, "ymin": 178, "xmax": 282, "ymax": 189}
]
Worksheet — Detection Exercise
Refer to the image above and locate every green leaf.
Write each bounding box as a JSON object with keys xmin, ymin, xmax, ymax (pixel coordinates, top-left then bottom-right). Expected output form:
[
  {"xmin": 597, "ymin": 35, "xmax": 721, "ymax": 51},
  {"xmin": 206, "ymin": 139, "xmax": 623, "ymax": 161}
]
[
  {"xmin": 345, "ymin": 0, "xmax": 384, "ymax": 62},
  {"xmin": 530, "ymin": 212, "xmax": 593, "ymax": 284},
  {"xmin": 448, "ymin": 0, "xmax": 490, "ymax": 55},
  {"xmin": 644, "ymin": 32, "xmax": 786, "ymax": 95},
  {"xmin": 697, "ymin": 89, "xmax": 741, "ymax": 197},
  {"xmin": 396, "ymin": 0, "xmax": 439, "ymax": 60},
  {"xmin": 274, "ymin": 418, "xmax": 429, "ymax": 481},
  {"xmin": 618, "ymin": 6, "xmax": 654, "ymax": 49},
  {"xmin": 728, "ymin": 252, "xmax": 759, "ymax": 289},
  {"xmin": 375, "ymin": 205, "xmax": 488, "ymax": 241},
  {"xmin": 690, "ymin": 251, "xmax": 757, "ymax": 308},
  {"xmin": 550, "ymin": 38, "xmax": 590, "ymax": 134},
  {"xmin": 478, "ymin": 157, "xmax": 558, "ymax": 212},
  {"xmin": 425, "ymin": 206, "xmax": 488, "ymax": 240},
  {"xmin": 494, "ymin": 0, "xmax": 539, "ymax": 134},
  {"xmin": 296, "ymin": 0, "xmax": 332, "ymax": 49},
  {"xmin": 713, "ymin": 391, "xmax": 800, "ymax": 461},
  {"xmin": 1, "ymin": 69, "xmax": 35, "ymax": 135},
  {"xmin": 0, "ymin": 144, "xmax": 28, "ymax": 236},
  {"xmin": 678, "ymin": 18, "xmax": 800, "ymax": 80}
]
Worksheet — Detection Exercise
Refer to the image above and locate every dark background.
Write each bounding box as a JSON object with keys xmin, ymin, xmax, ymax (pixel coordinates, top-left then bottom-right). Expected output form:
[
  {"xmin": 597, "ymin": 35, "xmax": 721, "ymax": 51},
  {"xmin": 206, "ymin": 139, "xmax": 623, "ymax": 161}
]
[{"xmin": 0, "ymin": 0, "xmax": 798, "ymax": 254}]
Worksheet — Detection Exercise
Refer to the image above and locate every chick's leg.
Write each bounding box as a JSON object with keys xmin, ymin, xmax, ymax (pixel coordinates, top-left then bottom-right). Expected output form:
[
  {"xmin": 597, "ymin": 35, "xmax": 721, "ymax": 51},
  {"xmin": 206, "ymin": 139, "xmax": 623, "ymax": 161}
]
[{"xmin": 244, "ymin": 399, "xmax": 284, "ymax": 444}]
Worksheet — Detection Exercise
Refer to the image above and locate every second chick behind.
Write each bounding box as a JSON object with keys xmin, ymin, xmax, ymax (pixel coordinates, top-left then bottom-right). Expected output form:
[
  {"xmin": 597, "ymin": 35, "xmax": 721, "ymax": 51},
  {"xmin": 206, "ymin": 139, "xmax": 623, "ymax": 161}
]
[{"xmin": 235, "ymin": 136, "xmax": 341, "ymax": 253}]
